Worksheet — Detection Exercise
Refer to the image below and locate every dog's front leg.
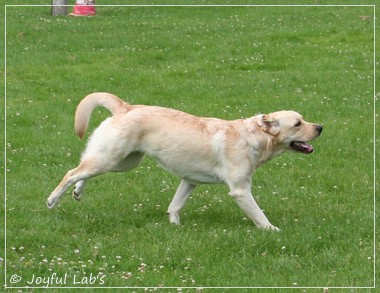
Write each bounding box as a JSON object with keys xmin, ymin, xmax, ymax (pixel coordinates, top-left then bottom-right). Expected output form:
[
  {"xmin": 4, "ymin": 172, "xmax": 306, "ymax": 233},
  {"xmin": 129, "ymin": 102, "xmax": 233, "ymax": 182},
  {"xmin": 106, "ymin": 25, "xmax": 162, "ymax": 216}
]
[
  {"xmin": 167, "ymin": 179, "xmax": 197, "ymax": 225},
  {"xmin": 229, "ymin": 186, "xmax": 279, "ymax": 231}
]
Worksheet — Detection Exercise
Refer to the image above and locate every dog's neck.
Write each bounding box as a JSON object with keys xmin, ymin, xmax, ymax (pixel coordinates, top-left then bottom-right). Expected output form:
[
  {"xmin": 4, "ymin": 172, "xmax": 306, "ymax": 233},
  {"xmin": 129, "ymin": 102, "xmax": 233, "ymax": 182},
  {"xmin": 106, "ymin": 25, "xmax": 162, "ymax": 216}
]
[{"xmin": 243, "ymin": 117, "xmax": 287, "ymax": 168}]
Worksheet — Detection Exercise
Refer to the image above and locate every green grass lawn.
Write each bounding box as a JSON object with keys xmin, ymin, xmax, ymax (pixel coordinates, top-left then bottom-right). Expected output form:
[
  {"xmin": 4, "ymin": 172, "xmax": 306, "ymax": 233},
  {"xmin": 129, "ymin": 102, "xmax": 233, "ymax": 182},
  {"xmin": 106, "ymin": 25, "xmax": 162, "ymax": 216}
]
[{"xmin": 3, "ymin": 1, "xmax": 377, "ymax": 291}]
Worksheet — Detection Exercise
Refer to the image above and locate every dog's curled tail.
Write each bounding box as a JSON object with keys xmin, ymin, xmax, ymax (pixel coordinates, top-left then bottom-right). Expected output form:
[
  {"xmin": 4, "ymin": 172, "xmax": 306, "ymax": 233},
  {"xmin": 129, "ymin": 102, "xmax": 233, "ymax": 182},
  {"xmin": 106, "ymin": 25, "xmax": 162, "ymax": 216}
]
[{"xmin": 75, "ymin": 92, "xmax": 127, "ymax": 138}]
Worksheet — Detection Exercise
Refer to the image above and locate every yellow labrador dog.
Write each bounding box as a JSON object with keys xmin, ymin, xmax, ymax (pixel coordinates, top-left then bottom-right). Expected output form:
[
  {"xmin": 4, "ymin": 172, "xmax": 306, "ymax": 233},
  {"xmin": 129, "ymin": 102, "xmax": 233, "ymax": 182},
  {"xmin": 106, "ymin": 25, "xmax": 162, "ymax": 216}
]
[{"xmin": 47, "ymin": 93, "xmax": 322, "ymax": 230}]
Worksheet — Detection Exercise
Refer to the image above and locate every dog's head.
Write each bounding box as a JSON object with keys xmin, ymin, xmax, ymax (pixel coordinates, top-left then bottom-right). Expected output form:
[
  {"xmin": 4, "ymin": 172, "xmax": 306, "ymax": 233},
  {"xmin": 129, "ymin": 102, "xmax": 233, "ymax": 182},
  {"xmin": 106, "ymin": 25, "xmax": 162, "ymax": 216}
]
[{"xmin": 257, "ymin": 110, "xmax": 323, "ymax": 154}]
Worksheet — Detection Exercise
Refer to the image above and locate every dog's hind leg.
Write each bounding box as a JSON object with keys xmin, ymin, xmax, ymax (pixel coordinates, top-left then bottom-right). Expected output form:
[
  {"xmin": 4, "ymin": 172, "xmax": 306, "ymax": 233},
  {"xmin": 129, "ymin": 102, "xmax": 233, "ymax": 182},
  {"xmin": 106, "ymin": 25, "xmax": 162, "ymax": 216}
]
[
  {"xmin": 111, "ymin": 151, "xmax": 144, "ymax": 172},
  {"xmin": 167, "ymin": 179, "xmax": 197, "ymax": 225},
  {"xmin": 46, "ymin": 158, "xmax": 113, "ymax": 208},
  {"xmin": 47, "ymin": 117, "xmax": 140, "ymax": 208},
  {"xmin": 72, "ymin": 180, "xmax": 85, "ymax": 201},
  {"xmin": 71, "ymin": 152, "xmax": 144, "ymax": 202}
]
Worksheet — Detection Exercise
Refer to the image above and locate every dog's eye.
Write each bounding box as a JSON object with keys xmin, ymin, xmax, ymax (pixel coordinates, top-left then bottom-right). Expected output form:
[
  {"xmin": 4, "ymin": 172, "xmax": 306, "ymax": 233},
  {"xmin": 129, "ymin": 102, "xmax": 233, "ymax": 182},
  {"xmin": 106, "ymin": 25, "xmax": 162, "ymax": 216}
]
[{"xmin": 294, "ymin": 121, "xmax": 302, "ymax": 127}]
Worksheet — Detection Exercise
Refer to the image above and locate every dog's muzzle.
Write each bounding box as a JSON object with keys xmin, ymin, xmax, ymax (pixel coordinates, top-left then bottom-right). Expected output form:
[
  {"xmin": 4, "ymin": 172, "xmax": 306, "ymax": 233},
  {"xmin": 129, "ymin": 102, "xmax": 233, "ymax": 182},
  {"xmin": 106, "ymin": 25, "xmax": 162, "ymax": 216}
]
[{"xmin": 290, "ymin": 124, "xmax": 323, "ymax": 154}]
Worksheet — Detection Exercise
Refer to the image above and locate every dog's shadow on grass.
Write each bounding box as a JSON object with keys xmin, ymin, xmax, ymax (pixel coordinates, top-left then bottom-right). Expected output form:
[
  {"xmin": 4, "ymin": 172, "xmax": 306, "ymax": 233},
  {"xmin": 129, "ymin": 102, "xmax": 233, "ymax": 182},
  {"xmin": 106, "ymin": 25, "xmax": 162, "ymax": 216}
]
[{"xmin": 48, "ymin": 194, "xmax": 251, "ymax": 234}]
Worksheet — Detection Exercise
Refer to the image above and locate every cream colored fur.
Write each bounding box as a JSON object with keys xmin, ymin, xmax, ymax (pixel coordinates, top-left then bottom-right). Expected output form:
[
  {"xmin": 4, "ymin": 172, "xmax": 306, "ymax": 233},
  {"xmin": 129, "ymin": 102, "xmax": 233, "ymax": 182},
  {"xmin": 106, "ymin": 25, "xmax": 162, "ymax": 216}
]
[{"xmin": 47, "ymin": 92, "xmax": 322, "ymax": 230}]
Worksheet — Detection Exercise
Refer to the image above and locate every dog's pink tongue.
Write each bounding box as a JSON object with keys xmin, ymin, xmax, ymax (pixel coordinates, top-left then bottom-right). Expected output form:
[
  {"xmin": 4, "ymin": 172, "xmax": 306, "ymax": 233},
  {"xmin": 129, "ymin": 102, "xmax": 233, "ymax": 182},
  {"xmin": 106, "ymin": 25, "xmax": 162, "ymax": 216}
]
[
  {"xmin": 303, "ymin": 143, "xmax": 314, "ymax": 153},
  {"xmin": 290, "ymin": 141, "xmax": 314, "ymax": 154}
]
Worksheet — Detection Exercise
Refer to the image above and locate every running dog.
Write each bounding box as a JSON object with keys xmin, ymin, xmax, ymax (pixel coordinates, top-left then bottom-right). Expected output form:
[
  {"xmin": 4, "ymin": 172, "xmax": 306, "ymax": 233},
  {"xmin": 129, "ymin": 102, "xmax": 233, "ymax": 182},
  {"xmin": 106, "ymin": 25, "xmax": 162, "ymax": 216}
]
[{"xmin": 46, "ymin": 93, "xmax": 322, "ymax": 230}]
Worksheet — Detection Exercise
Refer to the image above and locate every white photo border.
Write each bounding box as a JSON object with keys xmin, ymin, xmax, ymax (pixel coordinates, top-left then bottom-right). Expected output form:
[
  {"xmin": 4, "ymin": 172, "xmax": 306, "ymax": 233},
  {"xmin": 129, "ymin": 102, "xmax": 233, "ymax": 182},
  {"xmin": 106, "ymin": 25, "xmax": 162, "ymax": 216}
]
[{"xmin": 3, "ymin": 3, "xmax": 376, "ymax": 290}]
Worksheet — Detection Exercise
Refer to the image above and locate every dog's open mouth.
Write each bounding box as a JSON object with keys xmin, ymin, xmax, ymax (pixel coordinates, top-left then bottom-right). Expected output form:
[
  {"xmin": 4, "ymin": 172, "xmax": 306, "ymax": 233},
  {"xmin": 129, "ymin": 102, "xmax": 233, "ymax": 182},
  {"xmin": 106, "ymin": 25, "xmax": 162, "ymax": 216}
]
[{"xmin": 290, "ymin": 141, "xmax": 314, "ymax": 154}]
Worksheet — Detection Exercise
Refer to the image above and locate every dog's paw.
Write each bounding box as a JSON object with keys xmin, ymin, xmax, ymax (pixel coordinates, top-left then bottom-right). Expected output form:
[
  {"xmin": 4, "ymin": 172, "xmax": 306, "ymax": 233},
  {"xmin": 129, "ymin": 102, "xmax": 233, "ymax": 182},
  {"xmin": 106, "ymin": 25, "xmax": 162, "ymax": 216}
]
[
  {"xmin": 259, "ymin": 224, "xmax": 280, "ymax": 232},
  {"xmin": 265, "ymin": 224, "xmax": 280, "ymax": 232},
  {"xmin": 72, "ymin": 190, "xmax": 81, "ymax": 201},
  {"xmin": 46, "ymin": 198, "xmax": 56, "ymax": 209},
  {"xmin": 168, "ymin": 213, "xmax": 181, "ymax": 225}
]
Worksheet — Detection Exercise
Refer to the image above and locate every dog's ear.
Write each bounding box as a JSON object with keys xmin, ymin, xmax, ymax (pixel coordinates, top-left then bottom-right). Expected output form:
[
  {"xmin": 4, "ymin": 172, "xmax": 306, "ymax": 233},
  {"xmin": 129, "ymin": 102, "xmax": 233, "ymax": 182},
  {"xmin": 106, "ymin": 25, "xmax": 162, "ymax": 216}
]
[{"xmin": 257, "ymin": 114, "xmax": 280, "ymax": 136}]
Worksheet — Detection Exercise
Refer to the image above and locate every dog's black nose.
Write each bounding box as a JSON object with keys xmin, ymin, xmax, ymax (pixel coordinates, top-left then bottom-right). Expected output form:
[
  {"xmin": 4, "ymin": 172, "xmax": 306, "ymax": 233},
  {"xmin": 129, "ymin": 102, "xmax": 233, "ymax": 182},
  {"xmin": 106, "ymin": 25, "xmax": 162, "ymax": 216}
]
[{"xmin": 316, "ymin": 125, "xmax": 323, "ymax": 134}]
